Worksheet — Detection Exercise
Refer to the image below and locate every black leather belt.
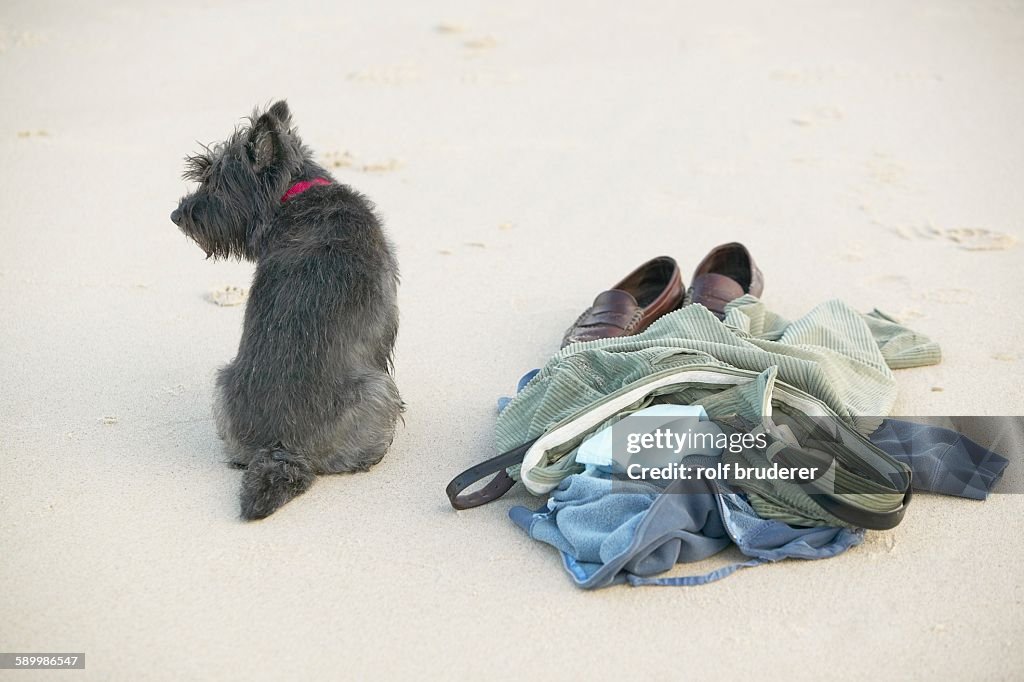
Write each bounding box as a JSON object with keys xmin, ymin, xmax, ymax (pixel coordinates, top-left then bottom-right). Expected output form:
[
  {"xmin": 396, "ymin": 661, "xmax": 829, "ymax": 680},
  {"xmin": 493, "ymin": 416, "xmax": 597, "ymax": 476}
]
[{"xmin": 446, "ymin": 438, "xmax": 538, "ymax": 510}]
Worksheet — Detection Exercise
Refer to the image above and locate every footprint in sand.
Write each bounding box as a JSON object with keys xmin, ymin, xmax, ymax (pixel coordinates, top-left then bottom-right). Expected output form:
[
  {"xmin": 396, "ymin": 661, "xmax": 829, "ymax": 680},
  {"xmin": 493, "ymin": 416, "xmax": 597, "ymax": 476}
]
[
  {"xmin": 917, "ymin": 225, "xmax": 1017, "ymax": 251},
  {"xmin": 435, "ymin": 23, "xmax": 499, "ymax": 57},
  {"xmin": 865, "ymin": 154, "xmax": 909, "ymax": 187},
  {"xmin": 0, "ymin": 29, "xmax": 47, "ymax": 54},
  {"xmin": 893, "ymin": 308, "xmax": 925, "ymax": 321},
  {"xmin": 791, "ymin": 106, "xmax": 844, "ymax": 128},
  {"xmin": 360, "ymin": 159, "xmax": 403, "ymax": 173},
  {"xmin": 910, "ymin": 288, "xmax": 976, "ymax": 305},
  {"xmin": 206, "ymin": 286, "xmax": 247, "ymax": 307},
  {"xmin": 324, "ymin": 150, "xmax": 402, "ymax": 173},
  {"xmin": 435, "ymin": 22, "xmax": 468, "ymax": 34},
  {"xmin": 324, "ymin": 150, "xmax": 355, "ymax": 169},
  {"xmin": 862, "ymin": 531, "xmax": 898, "ymax": 556},
  {"xmin": 882, "ymin": 221, "xmax": 1016, "ymax": 252},
  {"xmin": 463, "ymin": 36, "xmax": 498, "ymax": 50}
]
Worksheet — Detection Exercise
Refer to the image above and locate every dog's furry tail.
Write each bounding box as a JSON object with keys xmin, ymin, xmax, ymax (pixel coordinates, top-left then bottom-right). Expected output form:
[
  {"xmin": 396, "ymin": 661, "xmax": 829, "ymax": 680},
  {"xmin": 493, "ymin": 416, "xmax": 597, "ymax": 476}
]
[{"xmin": 239, "ymin": 448, "xmax": 315, "ymax": 520}]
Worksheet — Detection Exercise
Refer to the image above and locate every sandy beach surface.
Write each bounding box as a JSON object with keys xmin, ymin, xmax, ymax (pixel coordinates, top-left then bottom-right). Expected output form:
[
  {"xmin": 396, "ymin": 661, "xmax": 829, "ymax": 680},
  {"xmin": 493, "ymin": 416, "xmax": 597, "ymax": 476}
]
[{"xmin": 2, "ymin": 0, "xmax": 1022, "ymax": 679}]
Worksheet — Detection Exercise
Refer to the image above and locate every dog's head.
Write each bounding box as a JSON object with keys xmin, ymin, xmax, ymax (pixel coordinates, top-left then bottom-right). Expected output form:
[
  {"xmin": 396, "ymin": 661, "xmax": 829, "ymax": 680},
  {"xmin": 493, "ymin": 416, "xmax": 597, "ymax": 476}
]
[{"xmin": 171, "ymin": 100, "xmax": 305, "ymax": 260}]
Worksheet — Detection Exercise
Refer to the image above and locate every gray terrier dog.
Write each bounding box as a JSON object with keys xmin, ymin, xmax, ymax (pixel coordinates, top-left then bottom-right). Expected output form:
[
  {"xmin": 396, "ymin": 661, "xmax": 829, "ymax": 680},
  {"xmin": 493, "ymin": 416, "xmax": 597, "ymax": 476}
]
[{"xmin": 171, "ymin": 100, "xmax": 402, "ymax": 520}]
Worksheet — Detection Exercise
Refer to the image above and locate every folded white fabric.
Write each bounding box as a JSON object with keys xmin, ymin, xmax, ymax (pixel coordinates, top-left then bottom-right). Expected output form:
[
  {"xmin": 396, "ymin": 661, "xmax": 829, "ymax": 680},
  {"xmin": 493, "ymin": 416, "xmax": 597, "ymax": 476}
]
[{"xmin": 575, "ymin": 404, "xmax": 721, "ymax": 475}]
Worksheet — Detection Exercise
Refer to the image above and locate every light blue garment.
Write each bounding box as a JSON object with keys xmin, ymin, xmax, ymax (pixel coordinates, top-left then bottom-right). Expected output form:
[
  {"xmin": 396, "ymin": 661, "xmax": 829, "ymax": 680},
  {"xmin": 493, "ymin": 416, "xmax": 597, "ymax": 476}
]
[
  {"xmin": 509, "ymin": 473, "xmax": 863, "ymax": 589},
  {"xmin": 509, "ymin": 476, "xmax": 735, "ymax": 588},
  {"xmin": 715, "ymin": 491, "xmax": 862, "ymax": 562}
]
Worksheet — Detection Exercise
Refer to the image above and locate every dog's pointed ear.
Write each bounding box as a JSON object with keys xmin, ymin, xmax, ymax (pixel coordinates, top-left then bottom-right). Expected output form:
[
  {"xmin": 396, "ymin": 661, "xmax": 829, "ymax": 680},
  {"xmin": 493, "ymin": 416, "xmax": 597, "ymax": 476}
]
[
  {"xmin": 248, "ymin": 113, "xmax": 282, "ymax": 171},
  {"xmin": 268, "ymin": 100, "xmax": 291, "ymax": 127}
]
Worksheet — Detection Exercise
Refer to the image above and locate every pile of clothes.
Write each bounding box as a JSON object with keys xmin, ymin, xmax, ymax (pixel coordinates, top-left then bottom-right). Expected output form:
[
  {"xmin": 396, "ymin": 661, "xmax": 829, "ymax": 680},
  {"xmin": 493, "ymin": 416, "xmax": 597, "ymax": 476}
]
[{"xmin": 448, "ymin": 244, "xmax": 1011, "ymax": 588}]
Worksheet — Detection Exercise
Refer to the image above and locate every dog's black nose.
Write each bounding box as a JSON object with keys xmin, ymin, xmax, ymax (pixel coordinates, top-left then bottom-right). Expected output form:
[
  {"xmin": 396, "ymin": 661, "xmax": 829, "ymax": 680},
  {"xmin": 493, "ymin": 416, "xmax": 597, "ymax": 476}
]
[{"xmin": 170, "ymin": 208, "xmax": 182, "ymax": 224}]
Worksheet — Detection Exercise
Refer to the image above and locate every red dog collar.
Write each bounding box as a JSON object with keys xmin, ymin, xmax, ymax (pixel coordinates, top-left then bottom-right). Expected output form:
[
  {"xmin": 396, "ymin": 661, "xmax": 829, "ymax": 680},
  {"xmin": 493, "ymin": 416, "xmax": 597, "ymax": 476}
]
[{"xmin": 281, "ymin": 178, "xmax": 330, "ymax": 203}]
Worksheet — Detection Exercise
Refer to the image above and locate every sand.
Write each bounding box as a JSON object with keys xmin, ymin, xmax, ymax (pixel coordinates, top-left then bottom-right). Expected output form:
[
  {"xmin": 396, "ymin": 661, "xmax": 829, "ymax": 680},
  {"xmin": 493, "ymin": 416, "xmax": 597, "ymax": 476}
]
[{"xmin": 2, "ymin": 0, "xmax": 1022, "ymax": 679}]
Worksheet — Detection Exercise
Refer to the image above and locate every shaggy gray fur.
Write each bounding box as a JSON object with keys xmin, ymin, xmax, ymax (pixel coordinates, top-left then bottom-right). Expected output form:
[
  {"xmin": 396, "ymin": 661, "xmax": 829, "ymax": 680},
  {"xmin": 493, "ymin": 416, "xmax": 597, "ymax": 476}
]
[{"xmin": 171, "ymin": 100, "xmax": 402, "ymax": 520}]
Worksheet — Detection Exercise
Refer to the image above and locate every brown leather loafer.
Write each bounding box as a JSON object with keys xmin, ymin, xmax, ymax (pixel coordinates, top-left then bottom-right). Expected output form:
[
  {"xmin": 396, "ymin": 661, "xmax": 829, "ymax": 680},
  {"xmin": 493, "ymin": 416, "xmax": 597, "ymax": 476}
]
[
  {"xmin": 688, "ymin": 242, "xmax": 764, "ymax": 319},
  {"xmin": 561, "ymin": 256, "xmax": 684, "ymax": 348}
]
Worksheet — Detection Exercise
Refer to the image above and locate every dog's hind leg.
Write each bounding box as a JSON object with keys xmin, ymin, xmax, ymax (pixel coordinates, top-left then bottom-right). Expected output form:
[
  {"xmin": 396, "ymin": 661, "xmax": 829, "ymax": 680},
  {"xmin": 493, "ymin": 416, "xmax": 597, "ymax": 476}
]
[
  {"xmin": 318, "ymin": 370, "xmax": 403, "ymax": 474},
  {"xmin": 214, "ymin": 363, "xmax": 255, "ymax": 469}
]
